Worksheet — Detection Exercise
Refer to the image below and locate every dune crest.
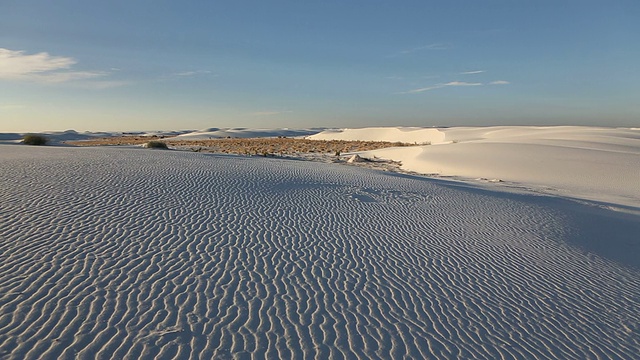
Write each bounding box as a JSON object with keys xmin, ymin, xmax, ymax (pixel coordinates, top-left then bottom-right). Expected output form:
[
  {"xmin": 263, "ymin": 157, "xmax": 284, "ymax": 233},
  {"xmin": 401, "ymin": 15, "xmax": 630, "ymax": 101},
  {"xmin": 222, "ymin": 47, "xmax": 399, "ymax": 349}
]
[{"xmin": 308, "ymin": 127, "xmax": 446, "ymax": 144}]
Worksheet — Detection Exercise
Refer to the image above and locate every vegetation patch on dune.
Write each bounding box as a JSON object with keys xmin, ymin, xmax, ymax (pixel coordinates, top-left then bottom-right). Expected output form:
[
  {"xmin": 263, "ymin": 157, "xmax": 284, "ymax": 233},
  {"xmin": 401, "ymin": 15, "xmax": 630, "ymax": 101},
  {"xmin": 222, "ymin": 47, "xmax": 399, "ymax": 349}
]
[
  {"xmin": 22, "ymin": 134, "xmax": 48, "ymax": 146},
  {"xmin": 67, "ymin": 136, "xmax": 415, "ymax": 156},
  {"xmin": 143, "ymin": 140, "xmax": 169, "ymax": 149}
]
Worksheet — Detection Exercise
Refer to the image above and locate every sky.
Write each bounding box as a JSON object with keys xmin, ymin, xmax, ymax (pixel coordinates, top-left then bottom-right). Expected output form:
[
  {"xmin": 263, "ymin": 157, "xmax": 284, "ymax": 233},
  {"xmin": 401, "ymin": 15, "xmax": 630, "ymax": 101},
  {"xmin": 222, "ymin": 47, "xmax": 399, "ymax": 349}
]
[{"xmin": 1, "ymin": 0, "xmax": 639, "ymax": 132}]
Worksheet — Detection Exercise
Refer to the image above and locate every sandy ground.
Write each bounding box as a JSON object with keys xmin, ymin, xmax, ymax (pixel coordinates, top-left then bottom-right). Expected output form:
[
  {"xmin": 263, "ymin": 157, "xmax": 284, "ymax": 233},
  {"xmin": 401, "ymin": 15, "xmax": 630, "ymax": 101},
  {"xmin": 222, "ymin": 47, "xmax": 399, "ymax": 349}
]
[
  {"xmin": 1, "ymin": 144, "xmax": 639, "ymax": 359},
  {"xmin": 1, "ymin": 126, "xmax": 639, "ymax": 359}
]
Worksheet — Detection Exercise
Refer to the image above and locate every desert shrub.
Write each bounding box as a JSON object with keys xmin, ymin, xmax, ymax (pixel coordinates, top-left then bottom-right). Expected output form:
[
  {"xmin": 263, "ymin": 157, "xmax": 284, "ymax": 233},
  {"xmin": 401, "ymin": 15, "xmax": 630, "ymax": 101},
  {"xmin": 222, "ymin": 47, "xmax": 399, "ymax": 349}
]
[
  {"xmin": 22, "ymin": 134, "xmax": 48, "ymax": 145},
  {"xmin": 144, "ymin": 141, "xmax": 168, "ymax": 149}
]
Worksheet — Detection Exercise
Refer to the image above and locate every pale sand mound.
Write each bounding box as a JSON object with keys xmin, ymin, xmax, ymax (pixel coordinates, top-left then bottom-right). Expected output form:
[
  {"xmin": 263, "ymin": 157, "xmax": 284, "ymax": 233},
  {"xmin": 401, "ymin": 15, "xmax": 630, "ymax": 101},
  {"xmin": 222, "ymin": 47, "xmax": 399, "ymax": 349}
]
[
  {"xmin": 1, "ymin": 145, "xmax": 639, "ymax": 359},
  {"xmin": 315, "ymin": 126, "xmax": 640, "ymax": 211},
  {"xmin": 167, "ymin": 127, "xmax": 323, "ymax": 140},
  {"xmin": 308, "ymin": 127, "xmax": 445, "ymax": 144}
]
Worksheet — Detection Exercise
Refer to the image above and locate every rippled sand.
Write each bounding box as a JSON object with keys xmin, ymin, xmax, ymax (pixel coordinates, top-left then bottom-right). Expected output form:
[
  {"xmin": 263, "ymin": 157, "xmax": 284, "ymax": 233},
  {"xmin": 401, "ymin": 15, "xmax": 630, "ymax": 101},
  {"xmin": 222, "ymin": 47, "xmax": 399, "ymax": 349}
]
[{"xmin": 1, "ymin": 145, "xmax": 638, "ymax": 359}]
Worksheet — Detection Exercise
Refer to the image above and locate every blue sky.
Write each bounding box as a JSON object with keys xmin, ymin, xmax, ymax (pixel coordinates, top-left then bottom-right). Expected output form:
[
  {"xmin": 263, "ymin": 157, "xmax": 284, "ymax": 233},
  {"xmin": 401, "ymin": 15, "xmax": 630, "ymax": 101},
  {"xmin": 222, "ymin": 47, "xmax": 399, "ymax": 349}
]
[{"xmin": 1, "ymin": 0, "xmax": 638, "ymax": 132}]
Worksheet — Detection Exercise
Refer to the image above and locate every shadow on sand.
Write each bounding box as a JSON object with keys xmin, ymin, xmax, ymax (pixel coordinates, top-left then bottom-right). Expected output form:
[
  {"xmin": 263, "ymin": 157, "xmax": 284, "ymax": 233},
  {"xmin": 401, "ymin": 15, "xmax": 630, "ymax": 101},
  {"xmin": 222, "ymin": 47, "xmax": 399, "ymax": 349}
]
[{"xmin": 390, "ymin": 172, "xmax": 640, "ymax": 270}]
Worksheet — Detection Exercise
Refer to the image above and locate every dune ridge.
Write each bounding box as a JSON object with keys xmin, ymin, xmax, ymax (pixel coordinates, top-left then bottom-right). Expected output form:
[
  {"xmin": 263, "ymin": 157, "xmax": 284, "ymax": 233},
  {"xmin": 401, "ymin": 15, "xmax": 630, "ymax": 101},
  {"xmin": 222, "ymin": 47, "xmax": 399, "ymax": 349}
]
[
  {"xmin": 1, "ymin": 145, "xmax": 639, "ymax": 359},
  {"xmin": 167, "ymin": 128, "xmax": 323, "ymax": 140},
  {"xmin": 308, "ymin": 127, "xmax": 446, "ymax": 144},
  {"xmin": 312, "ymin": 126, "xmax": 640, "ymax": 211}
]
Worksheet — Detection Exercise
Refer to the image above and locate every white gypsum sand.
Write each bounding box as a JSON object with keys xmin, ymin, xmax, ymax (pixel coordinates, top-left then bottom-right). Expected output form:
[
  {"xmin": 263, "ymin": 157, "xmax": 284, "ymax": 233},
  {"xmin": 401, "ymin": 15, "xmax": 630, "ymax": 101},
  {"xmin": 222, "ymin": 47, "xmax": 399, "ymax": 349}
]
[
  {"xmin": 310, "ymin": 126, "xmax": 640, "ymax": 211},
  {"xmin": 0, "ymin": 144, "xmax": 639, "ymax": 359},
  {"xmin": 164, "ymin": 127, "xmax": 324, "ymax": 141}
]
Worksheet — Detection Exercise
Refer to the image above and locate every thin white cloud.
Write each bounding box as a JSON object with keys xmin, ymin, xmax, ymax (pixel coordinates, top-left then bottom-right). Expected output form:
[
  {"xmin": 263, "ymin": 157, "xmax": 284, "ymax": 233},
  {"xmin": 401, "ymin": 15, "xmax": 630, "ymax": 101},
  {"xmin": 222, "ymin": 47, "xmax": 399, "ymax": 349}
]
[
  {"xmin": 158, "ymin": 70, "xmax": 217, "ymax": 82},
  {"xmin": 0, "ymin": 48, "xmax": 74, "ymax": 77},
  {"xmin": 173, "ymin": 70, "xmax": 213, "ymax": 77},
  {"xmin": 401, "ymin": 81, "xmax": 483, "ymax": 94},
  {"xmin": 0, "ymin": 48, "xmax": 126, "ymax": 88},
  {"xmin": 460, "ymin": 70, "xmax": 485, "ymax": 75},
  {"xmin": 28, "ymin": 70, "xmax": 106, "ymax": 83},
  {"xmin": 490, "ymin": 80, "xmax": 510, "ymax": 85},
  {"xmin": 402, "ymin": 85, "xmax": 445, "ymax": 94},
  {"xmin": 443, "ymin": 81, "xmax": 482, "ymax": 86},
  {"xmin": 73, "ymin": 80, "xmax": 133, "ymax": 89}
]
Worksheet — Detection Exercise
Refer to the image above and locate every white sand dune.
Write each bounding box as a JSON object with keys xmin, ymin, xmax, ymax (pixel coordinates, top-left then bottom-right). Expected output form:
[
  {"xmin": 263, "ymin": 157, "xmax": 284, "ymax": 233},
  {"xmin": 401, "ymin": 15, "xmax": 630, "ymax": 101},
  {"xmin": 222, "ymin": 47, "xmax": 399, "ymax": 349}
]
[
  {"xmin": 0, "ymin": 128, "xmax": 321, "ymax": 146},
  {"xmin": 312, "ymin": 126, "xmax": 640, "ymax": 211},
  {"xmin": 0, "ymin": 130, "xmax": 138, "ymax": 144},
  {"xmin": 1, "ymin": 144, "xmax": 639, "ymax": 359},
  {"xmin": 308, "ymin": 127, "xmax": 445, "ymax": 144},
  {"xmin": 0, "ymin": 130, "xmax": 195, "ymax": 145},
  {"xmin": 166, "ymin": 127, "xmax": 324, "ymax": 141}
]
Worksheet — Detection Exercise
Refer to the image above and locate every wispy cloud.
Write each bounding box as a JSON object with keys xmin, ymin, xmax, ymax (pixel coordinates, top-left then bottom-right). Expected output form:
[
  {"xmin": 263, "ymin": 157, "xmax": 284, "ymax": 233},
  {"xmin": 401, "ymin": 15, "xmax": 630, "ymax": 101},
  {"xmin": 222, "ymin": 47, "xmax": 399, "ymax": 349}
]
[
  {"xmin": 0, "ymin": 48, "xmax": 126, "ymax": 88},
  {"xmin": 490, "ymin": 80, "xmax": 510, "ymax": 85},
  {"xmin": 403, "ymin": 85, "xmax": 445, "ymax": 94},
  {"xmin": 29, "ymin": 70, "xmax": 107, "ymax": 83},
  {"xmin": 158, "ymin": 70, "xmax": 217, "ymax": 82},
  {"xmin": 460, "ymin": 70, "xmax": 485, "ymax": 75},
  {"xmin": 0, "ymin": 48, "xmax": 74, "ymax": 77},
  {"xmin": 73, "ymin": 80, "xmax": 132, "ymax": 89},
  {"xmin": 250, "ymin": 110, "xmax": 293, "ymax": 116},
  {"xmin": 443, "ymin": 81, "xmax": 482, "ymax": 86},
  {"xmin": 401, "ymin": 81, "xmax": 483, "ymax": 94}
]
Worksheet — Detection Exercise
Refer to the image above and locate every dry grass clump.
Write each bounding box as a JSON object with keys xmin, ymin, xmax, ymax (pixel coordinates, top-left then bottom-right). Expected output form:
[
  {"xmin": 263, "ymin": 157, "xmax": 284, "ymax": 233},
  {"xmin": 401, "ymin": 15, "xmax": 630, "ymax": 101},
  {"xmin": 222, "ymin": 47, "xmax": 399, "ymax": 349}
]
[
  {"xmin": 143, "ymin": 140, "xmax": 169, "ymax": 149},
  {"xmin": 68, "ymin": 136, "xmax": 415, "ymax": 156},
  {"xmin": 22, "ymin": 134, "xmax": 48, "ymax": 146}
]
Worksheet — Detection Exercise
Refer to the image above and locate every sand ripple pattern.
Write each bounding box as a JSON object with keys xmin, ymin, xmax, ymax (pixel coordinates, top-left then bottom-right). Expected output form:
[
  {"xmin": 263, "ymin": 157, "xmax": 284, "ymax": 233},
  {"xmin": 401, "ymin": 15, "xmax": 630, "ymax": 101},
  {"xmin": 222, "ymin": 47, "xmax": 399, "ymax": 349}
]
[{"xmin": 1, "ymin": 145, "xmax": 639, "ymax": 359}]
